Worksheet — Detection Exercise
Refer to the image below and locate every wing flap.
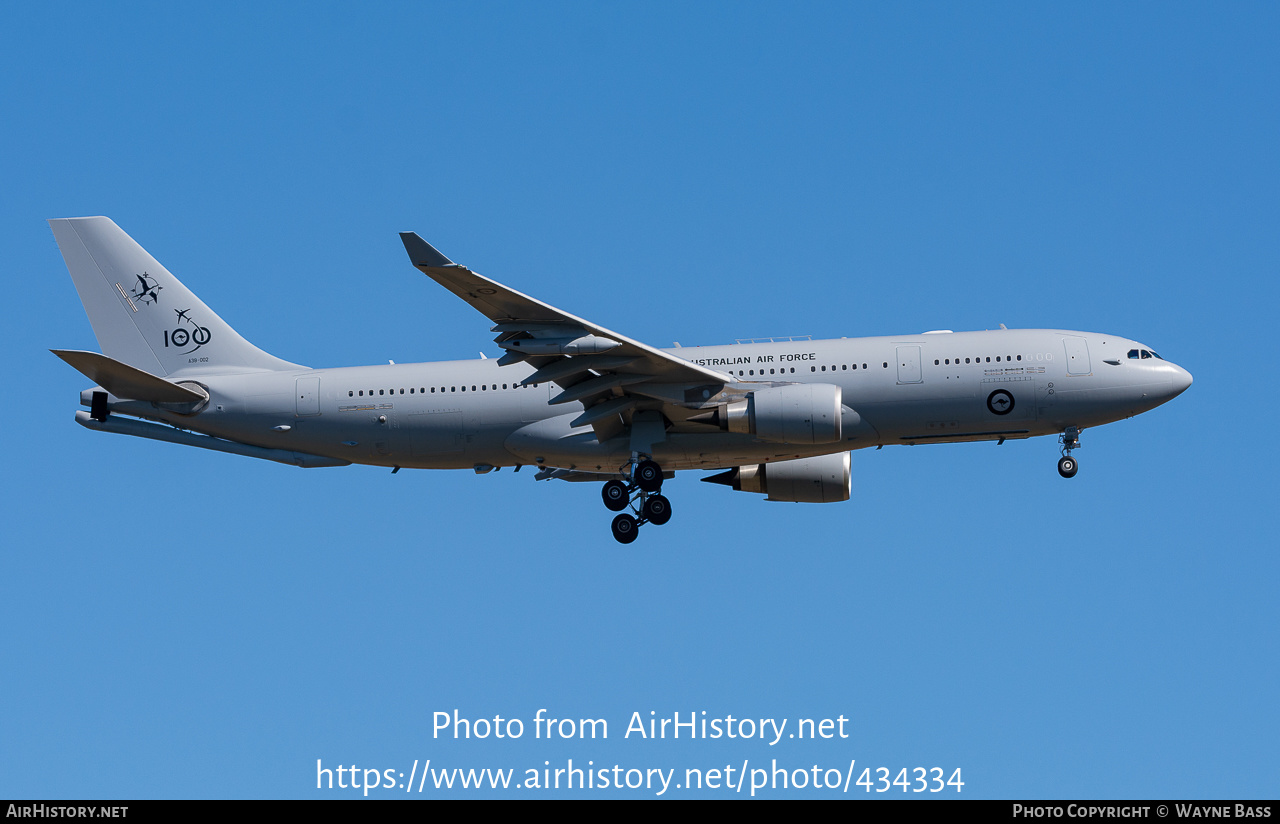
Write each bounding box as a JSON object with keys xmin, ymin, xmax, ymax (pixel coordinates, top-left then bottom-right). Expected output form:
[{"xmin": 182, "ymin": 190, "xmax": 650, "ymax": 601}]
[{"xmin": 522, "ymin": 355, "xmax": 640, "ymax": 386}]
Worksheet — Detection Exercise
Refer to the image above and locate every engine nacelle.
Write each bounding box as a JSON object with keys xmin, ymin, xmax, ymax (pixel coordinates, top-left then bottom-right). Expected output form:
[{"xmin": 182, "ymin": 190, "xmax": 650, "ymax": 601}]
[
  {"xmin": 703, "ymin": 452, "xmax": 851, "ymax": 503},
  {"xmin": 704, "ymin": 383, "xmax": 843, "ymax": 444}
]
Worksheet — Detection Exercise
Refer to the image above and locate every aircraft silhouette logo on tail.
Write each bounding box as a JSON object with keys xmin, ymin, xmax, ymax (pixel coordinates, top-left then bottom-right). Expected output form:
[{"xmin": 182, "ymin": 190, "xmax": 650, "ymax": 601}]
[{"xmin": 164, "ymin": 307, "xmax": 212, "ymax": 354}]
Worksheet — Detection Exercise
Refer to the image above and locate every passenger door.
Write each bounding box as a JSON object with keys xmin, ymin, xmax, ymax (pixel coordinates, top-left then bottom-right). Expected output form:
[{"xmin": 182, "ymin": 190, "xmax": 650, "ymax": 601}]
[
  {"xmin": 1063, "ymin": 336, "xmax": 1091, "ymax": 376},
  {"xmin": 895, "ymin": 345, "xmax": 922, "ymax": 384}
]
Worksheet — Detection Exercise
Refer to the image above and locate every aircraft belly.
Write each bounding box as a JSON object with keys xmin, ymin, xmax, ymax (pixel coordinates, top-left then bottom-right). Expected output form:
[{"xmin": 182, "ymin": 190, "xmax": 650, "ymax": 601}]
[
  {"xmin": 858, "ymin": 390, "xmax": 1039, "ymax": 442},
  {"xmin": 504, "ymin": 414, "xmax": 630, "ymax": 470},
  {"xmin": 1049, "ymin": 381, "xmax": 1171, "ymax": 426},
  {"xmin": 857, "ymin": 394, "xmax": 971, "ymax": 439},
  {"xmin": 505, "ymin": 413, "xmax": 861, "ymax": 472}
]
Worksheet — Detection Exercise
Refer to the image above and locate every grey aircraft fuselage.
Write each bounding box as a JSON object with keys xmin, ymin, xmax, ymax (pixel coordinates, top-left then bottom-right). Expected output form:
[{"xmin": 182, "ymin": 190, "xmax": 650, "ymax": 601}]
[
  {"xmin": 114, "ymin": 329, "xmax": 1190, "ymax": 473},
  {"xmin": 52, "ymin": 216, "xmax": 1192, "ymax": 543}
]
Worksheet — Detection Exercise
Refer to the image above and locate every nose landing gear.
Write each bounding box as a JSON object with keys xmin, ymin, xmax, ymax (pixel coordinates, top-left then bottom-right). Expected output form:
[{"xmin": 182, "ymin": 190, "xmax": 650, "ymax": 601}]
[
  {"xmin": 602, "ymin": 458, "xmax": 672, "ymax": 543},
  {"xmin": 1057, "ymin": 427, "xmax": 1081, "ymax": 478}
]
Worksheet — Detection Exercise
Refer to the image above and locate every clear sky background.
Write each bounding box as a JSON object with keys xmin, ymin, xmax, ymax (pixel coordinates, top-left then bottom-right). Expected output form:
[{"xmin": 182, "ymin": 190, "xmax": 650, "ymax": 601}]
[{"xmin": 2, "ymin": 2, "xmax": 1276, "ymax": 799}]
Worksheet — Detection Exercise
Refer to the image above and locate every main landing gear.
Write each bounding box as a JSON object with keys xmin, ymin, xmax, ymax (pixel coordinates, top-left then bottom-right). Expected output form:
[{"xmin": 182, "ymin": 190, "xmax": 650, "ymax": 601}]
[
  {"xmin": 601, "ymin": 458, "xmax": 671, "ymax": 544},
  {"xmin": 1057, "ymin": 427, "xmax": 1081, "ymax": 479}
]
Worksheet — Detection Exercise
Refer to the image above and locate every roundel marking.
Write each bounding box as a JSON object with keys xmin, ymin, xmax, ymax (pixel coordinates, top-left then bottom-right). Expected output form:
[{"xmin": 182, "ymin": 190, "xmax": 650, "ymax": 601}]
[{"xmin": 986, "ymin": 389, "xmax": 1015, "ymax": 416}]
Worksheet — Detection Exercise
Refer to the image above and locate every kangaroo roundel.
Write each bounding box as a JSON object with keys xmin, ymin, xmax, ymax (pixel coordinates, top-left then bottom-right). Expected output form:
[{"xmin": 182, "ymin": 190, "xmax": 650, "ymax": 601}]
[{"xmin": 986, "ymin": 389, "xmax": 1015, "ymax": 415}]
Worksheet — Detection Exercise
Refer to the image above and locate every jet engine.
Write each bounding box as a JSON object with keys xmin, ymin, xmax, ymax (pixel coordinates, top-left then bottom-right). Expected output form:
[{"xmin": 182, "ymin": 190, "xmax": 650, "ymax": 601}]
[
  {"xmin": 702, "ymin": 452, "xmax": 851, "ymax": 503},
  {"xmin": 694, "ymin": 383, "xmax": 843, "ymax": 444}
]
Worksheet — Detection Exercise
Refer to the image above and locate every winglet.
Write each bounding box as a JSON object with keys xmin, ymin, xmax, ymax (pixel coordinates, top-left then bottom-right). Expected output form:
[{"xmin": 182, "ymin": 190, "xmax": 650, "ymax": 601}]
[{"xmin": 399, "ymin": 232, "xmax": 454, "ymax": 268}]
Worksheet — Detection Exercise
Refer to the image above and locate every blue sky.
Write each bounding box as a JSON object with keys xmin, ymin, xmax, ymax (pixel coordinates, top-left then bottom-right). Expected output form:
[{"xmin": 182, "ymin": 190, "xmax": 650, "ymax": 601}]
[{"xmin": 2, "ymin": 2, "xmax": 1276, "ymax": 798}]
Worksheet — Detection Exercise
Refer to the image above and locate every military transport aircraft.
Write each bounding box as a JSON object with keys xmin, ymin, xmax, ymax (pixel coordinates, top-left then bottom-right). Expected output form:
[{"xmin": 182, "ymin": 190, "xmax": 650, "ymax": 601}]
[{"xmin": 51, "ymin": 217, "xmax": 1192, "ymax": 543}]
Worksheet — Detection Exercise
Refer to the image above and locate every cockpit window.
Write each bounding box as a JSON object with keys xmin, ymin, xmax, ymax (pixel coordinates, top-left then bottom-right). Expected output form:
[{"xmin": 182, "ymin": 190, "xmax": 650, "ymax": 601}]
[
  {"xmin": 1141, "ymin": 350, "xmax": 1152, "ymax": 359},
  {"xmin": 1151, "ymin": 351, "xmax": 1162, "ymax": 360},
  {"xmin": 1128, "ymin": 349, "xmax": 1140, "ymax": 359}
]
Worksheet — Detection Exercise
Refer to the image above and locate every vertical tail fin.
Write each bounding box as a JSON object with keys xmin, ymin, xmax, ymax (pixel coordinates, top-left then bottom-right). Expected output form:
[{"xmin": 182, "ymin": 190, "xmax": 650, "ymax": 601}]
[{"xmin": 50, "ymin": 217, "xmax": 301, "ymax": 377}]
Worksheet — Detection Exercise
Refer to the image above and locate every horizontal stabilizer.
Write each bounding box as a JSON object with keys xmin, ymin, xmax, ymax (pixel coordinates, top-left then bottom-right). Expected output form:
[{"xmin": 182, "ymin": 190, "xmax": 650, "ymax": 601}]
[{"xmin": 51, "ymin": 349, "xmax": 206, "ymax": 403}]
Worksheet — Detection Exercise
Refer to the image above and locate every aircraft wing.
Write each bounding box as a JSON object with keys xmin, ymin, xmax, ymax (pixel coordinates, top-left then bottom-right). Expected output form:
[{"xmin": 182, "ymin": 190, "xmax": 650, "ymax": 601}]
[{"xmin": 400, "ymin": 233, "xmax": 733, "ymax": 436}]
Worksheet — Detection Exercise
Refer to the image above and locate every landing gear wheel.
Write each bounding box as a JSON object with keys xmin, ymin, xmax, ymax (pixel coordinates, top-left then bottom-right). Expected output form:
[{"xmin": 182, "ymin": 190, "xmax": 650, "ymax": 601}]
[
  {"xmin": 611, "ymin": 513, "xmax": 639, "ymax": 544},
  {"xmin": 642, "ymin": 494, "xmax": 672, "ymax": 526},
  {"xmin": 635, "ymin": 459, "xmax": 663, "ymax": 493},
  {"xmin": 1058, "ymin": 455, "xmax": 1078, "ymax": 479},
  {"xmin": 602, "ymin": 480, "xmax": 630, "ymax": 511}
]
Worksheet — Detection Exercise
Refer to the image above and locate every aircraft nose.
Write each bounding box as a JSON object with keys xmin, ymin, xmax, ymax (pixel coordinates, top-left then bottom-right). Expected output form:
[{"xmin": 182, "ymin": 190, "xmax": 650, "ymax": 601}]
[{"xmin": 1170, "ymin": 364, "xmax": 1193, "ymax": 397}]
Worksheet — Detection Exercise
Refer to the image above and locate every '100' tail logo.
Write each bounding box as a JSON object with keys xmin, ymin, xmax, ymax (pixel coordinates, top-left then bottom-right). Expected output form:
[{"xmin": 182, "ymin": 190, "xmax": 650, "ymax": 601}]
[{"xmin": 163, "ymin": 307, "xmax": 212, "ymax": 354}]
